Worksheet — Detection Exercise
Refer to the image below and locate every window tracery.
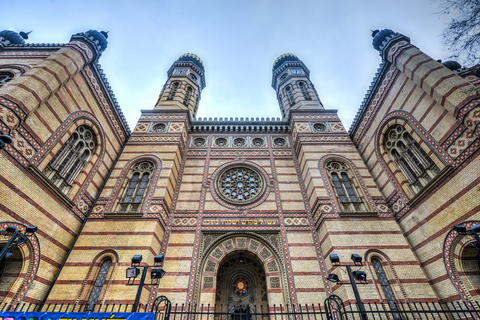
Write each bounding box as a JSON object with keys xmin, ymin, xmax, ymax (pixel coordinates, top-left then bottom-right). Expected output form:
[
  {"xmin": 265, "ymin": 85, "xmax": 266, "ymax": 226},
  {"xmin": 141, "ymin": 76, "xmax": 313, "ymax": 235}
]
[
  {"xmin": 43, "ymin": 125, "xmax": 96, "ymax": 194},
  {"xmin": 298, "ymin": 81, "xmax": 311, "ymax": 100},
  {"xmin": 86, "ymin": 258, "xmax": 112, "ymax": 311},
  {"xmin": 285, "ymin": 86, "xmax": 295, "ymax": 106},
  {"xmin": 183, "ymin": 85, "xmax": 193, "ymax": 106},
  {"xmin": 116, "ymin": 161, "xmax": 154, "ymax": 213},
  {"xmin": 167, "ymin": 81, "xmax": 179, "ymax": 100},
  {"xmin": 326, "ymin": 161, "xmax": 366, "ymax": 212},
  {"xmin": 215, "ymin": 165, "xmax": 266, "ymax": 205},
  {"xmin": 371, "ymin": 258, "xmax": 400, "ymax": 317},
  {"xmin": 385, "ymin": 125, "xmax": 440, "ymax": 193}
]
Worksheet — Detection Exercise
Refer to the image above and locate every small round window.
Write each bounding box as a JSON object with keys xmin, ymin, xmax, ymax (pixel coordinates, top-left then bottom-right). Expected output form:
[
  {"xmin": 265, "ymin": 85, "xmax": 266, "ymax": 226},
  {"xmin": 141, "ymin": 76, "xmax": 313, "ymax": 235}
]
[
  {"xmin": 252, "ymin": 138, "xmax": 264, "ymax": 147},
  {"xmin": 193, "ymin": 137, "xmax": 206, "ymax": 146},
  {"xmin": 216, "ymin": 138, "xmax": 228, "ymax": 146},
  {"xmin": 152, "ymin": 123, "xmax": 166, "ymax": 132},
  {"xmin": 233, "ymin": 138, "xmax": 246, "ymax": 147},
  {"xmin": 215, "ymin": 165, "xmax": 266, "ymax": 205}
]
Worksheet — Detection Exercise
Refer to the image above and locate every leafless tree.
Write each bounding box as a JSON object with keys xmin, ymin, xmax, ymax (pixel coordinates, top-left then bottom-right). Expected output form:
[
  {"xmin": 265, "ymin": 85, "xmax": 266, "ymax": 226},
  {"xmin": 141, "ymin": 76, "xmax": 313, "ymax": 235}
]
[{"xmin": 438, "ymin": 0, "xmax": 480, "ymax": 66}]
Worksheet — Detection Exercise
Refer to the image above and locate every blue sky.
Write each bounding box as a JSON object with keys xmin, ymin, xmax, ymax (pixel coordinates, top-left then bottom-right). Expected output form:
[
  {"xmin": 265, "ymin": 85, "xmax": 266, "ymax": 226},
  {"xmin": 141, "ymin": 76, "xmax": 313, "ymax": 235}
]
[{"xmin": 3, "ymin": 1, "xmax": 453, "ymax": 130}]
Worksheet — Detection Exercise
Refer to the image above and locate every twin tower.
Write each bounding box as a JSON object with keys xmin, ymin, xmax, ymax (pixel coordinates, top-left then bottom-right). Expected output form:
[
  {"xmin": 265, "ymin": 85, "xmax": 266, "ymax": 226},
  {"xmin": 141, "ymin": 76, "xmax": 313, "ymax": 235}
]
[{"xmin": 154, "ymin": 53, "xmax": 324, "ymax": 118}]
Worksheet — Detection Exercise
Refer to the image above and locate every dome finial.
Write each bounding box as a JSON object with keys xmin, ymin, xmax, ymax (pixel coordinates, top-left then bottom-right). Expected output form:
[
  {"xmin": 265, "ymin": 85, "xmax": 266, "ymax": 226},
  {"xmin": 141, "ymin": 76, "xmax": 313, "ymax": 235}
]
[{"xmin": 19, "ymin": 31, "xmax": 32, "ymax": 40}]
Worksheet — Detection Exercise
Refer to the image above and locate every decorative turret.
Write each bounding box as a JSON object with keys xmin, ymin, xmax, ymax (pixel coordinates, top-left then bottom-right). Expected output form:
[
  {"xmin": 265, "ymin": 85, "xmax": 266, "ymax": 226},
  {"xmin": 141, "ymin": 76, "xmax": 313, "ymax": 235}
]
[
  {"xmin": 271, "ymin": 53, "xmax": 323, "ymax": 118},
  {"xmin": 155, "ymin": 53, "xmax": 206, "ymax": 117},
  {"xmin": 70, "ymin": 30, "xmax": 108, "ymax": 60},
  {"xmin": 371, "ymin": 29, "xmax": 410, "ymax": 61}
]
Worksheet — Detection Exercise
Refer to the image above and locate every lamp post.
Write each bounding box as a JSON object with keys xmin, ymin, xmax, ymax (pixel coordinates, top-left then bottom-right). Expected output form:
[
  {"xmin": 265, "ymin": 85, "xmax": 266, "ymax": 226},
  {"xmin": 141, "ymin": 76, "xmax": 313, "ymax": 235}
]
[
  {"xmin": 328, "ymin": 253, "xmax": 368, "ymax": 320},
  {"xmin": 0, "ymin": 225, "xmax": 37, "ymax": 262},
  {"xmin": 126, "ymin": 254, "xmax": 166, "ymax": 312},
  {"xmin": 0, "ymin": 134, "xmax": 12, "ymax": 150}
]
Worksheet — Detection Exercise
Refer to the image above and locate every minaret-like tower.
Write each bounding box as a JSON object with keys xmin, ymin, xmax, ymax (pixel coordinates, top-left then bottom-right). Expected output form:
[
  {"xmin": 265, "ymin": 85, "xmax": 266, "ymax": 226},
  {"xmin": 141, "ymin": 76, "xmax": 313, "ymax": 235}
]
[
  {"xmin": 155, "ymin": 53, "xmax": 206, "ymax": 118},
  {"xmin": 271, "ymin": 54, "xmax": 323, "ymax": 118}
]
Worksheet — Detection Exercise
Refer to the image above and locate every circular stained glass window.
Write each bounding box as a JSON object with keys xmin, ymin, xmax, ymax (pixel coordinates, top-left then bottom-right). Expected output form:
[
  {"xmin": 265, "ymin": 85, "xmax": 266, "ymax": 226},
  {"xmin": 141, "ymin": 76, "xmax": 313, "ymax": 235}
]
[
  {"xmin": 215, "ymin": 165, "xmax": 266, "ymax": 205},
  {"xmin": 233, "ymin": 138, "xmax": 246, "ymax": 147},
  {"xmin": 314, "ymin": 123, "xmax": 326, "ymax": 132},
  {"xmin": 274, "ymin": 138, "xmax": 286, "ymax": 146},
  {"xmin": 233, "ymin": 276, "xmax": 249, "ymax": 295},
  {"xmin": 252, "ymin": 138, "xmax": 264, "ymax": 147},
  {"xmin": 153, "ymin": 123, "xmax": 166, "ymax": 132},
  {"xmin": 216, "ymin": 138, "xmax": 228, "ymax": 146},
  {"xmin": 194, "ymin": 137, "xmax": 206, "ymax": 146}
]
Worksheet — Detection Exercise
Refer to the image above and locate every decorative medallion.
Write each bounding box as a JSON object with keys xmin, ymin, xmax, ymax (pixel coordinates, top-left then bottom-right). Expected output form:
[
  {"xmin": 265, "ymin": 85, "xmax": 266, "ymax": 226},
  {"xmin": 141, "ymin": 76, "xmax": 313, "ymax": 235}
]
[
  {"xmin": 272, "ymin": 136, "xmax": 289, "ymax": 148},
  {"xmin": 233, "ymin": 276, "xmax": 249, "ymax": 295},
  {"xmin": 252, "ymin": 138, "xmax": 265, "ymax": 147},
  {"xmin": 191, "ymin": 136, "xmax": 208, "ymax": 148},
  {"xmin": 215, "ymin": 164, "xmax": 266, "ymax": 206},
  {"xmin": 214, "ymin": 137, "xmax": 229, "ymax": 147}
]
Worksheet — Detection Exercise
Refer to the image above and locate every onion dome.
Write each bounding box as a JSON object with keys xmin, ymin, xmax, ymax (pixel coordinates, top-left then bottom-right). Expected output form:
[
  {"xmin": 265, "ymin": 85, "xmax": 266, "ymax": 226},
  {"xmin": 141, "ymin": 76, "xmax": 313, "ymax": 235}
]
[
  {"xmin": 372, "ymin": 29, "xmax": 396, "ymax": 51},
  {"xmin": 85, "ymin": 30, "xmax": 108, "ymax": 52},
  {"xmin": 0, "ymin": 30, "xmax": 26, "ymax": 44},
  {"xmin": 442, "ymin": 60, "xmax": 462, "ymax": 72},
  {"xmin": 273, "ymin": 53, "xmax": 301, "ymax": 72},
  {"xmin": 177, "ymin": 53, "xmax": 204, "ymax": 72}
]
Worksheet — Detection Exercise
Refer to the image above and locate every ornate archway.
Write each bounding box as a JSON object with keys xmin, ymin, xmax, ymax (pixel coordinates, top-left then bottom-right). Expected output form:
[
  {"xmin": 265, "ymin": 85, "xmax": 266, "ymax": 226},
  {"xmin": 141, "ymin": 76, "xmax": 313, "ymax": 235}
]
[{"xmin": 195, "ymin": 233, "xmax": 288, "ymax": 310}]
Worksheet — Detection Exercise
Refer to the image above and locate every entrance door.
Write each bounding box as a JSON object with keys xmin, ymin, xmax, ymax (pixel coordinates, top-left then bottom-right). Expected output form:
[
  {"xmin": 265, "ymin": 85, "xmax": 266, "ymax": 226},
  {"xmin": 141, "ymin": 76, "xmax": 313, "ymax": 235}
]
[{"xmin": 215, "ymin": 251, "xmax": 267, "ymax": 312}]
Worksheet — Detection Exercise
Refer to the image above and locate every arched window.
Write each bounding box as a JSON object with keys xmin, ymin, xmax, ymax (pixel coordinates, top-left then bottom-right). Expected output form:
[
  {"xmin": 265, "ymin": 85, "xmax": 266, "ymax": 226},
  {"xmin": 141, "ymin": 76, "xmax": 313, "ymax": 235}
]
[
  {"xmin": 0, "ymin": 72, "xmax": 14, "ymax": 87},
  {"xmin": 167, "ymin": 81, "xmax": 179, "ymax": 100},
  {"xmin": 326, "ymin": 161, "xmax": 366, "ymax": 212},
  {"xmin": 385, "ymin": 125, "xmax": 440, "ymax": 193},
  {"xmin": 86, "ymin": 258, "xmax": 112, "ymax": 311},
  {"xmin": 285, "ymin": 86, "xmax": 295, "ymax": 106},
  {"xmin": 298, "ymin": 81, "xmax": 311, "ymax": 100},
  {"xmin": 183, "ymin": 86, "xmax": 193, "ymax": 106},
  {"xmin": 117, "ymin": 161, "xmax": 154, "ymax": 213},
  {"xmin": 43, "ymin": 125, "xmax": 96, "ymax": 194},
  {"xmin": 371, "ymin": 258, "xmax": 399, "ymax": 317}
]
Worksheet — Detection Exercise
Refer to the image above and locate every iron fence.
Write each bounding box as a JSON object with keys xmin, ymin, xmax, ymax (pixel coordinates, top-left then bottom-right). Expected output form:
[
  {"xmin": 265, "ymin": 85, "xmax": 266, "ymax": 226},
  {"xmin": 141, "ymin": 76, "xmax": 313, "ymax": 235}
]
[{"xmin": 2, "ymin": 300, "xmax": 480, "ymax": 320}]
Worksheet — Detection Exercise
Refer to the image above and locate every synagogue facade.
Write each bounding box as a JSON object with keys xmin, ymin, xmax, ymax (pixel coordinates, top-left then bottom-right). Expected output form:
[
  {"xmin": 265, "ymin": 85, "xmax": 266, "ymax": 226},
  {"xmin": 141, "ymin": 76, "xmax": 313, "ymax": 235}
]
[{"xmin": 0, "ymin": 28, "xmax": 479, "ymax": 312}]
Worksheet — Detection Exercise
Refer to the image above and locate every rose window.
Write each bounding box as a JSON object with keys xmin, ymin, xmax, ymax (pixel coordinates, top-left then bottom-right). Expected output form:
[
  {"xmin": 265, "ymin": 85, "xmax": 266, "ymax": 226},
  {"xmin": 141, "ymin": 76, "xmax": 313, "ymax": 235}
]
[
  {"xmin": 193, "ymin": 137, "xmax": 206, "ymax": 146},
  {"xmin": 314, "ymin": 123, "xmax": 326, "ymax": 132},
  {"xmin": 216, "ymin": 138, "xmax": 228, "ymax": 146},
  {"xmin": 152, "ymin": 123, "xmax": 166, "ymax": 132},
  {"xmin": 215, "ymin": 165, "xmax": 266, "ymax": 205},
  {"xmin": 233, "ymin": 138, "xmax": 246, "ymax": 147},
  {"xmin": 233, "ymin": 276, "xmax": 249, "ymax": 295},
  {"xmin": 274, "ymin": 138, "xmax": 286, "ymax": 146},
  {"xmin": 252, "ymin": 138, "xmax": 264, "ymax": 147}
]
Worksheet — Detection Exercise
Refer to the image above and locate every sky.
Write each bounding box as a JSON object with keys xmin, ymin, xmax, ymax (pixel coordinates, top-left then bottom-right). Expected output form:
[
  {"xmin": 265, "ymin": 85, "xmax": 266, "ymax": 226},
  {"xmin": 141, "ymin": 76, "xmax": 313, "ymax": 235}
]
[{"xmin": 2, "ymin": 0, "xmax": 454, "ymax": 131}]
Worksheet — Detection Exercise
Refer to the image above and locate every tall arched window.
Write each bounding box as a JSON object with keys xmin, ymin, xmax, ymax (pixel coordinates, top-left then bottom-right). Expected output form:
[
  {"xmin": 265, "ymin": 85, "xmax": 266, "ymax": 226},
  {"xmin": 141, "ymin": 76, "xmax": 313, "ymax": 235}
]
[
  {"xmin": 285, "ymin": 86, "xmax": 295, "ymax": 106},
  {"xmin": 298, "ymin": 81, "xmax": 311, "ymax": 100},
  {"xmin": 326, "ymin": 161, "xmax": 366, "ymax": 212},
  {"xmin": 371, "ymin": 258, "xmax": 399, "ymax": 316},
  {"xmin": 86, "ymin": 258, "xmax": 112, "ymax": 311},
  {"xmin": 167, "ymin": 81, "xmax": 179, "ymax": 100},
  {"xmin": 43, "ymin": 125, "xmax": 96, "ymax": 194},
  {"xmin": 385, "ymin": 125, "xmax": 440, "ymax": 193},
  {"xmin": 117, "ymin": 161, "xmax": 154, "ymax": 213},
  {"xmin": 183, "ymin": 86, "xmax": 193, "ymax": 106}
]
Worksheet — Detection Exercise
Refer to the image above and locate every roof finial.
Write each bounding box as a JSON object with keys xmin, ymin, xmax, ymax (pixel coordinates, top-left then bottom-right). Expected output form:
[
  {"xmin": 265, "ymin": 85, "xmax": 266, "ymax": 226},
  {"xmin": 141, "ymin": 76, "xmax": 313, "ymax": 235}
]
[{"xmin": 19, "ymin": 31, "xmax": 32, "ymax": 40}]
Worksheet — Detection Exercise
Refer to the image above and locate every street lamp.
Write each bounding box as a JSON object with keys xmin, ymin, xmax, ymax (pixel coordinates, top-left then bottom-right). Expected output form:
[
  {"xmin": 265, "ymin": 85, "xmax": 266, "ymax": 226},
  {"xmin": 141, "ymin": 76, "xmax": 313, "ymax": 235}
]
[
  {"xmin": 0, "ymin": 225, "xmax": 37, "ymax": 261},
  {"xmin": 0, "ymin": 134, "xmax": 12, "ymax": 150},
  {"xmin": 328, "ymin": 253, "xmax": 368, "ymax": 320},
  {"xmin": 127, "ymin": 254, "xmax": 166, "ymax": 312}
]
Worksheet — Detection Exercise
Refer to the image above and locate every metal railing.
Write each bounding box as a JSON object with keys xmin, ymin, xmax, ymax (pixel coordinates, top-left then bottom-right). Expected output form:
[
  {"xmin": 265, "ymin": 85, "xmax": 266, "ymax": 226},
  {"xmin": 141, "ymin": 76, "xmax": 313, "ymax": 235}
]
[{"xmin": 2, "ymin": 300, "xmax": 480, "ymax": 320}]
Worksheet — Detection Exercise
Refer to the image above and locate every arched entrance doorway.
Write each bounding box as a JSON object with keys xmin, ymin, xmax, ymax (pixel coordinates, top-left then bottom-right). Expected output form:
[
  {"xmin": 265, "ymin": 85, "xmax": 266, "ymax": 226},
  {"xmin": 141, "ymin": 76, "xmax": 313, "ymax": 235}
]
[
  {"xmin": 215, "ymin": 251, "xmax": 267, "ymax": 312},
  {"xmin": 195, "ymin": 233, "xmax": 288, "ymax": 310},
  {"xmin": 0, "ymin": 245, "xmax": 23, "ymax": 303}
]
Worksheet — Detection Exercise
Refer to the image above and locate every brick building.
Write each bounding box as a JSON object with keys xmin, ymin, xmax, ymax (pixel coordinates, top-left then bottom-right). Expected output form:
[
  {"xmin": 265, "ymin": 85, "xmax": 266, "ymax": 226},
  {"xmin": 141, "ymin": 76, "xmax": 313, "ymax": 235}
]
[{"xmin": 0, "ymin": 28, "xmax": 479, "ymax": 312}]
